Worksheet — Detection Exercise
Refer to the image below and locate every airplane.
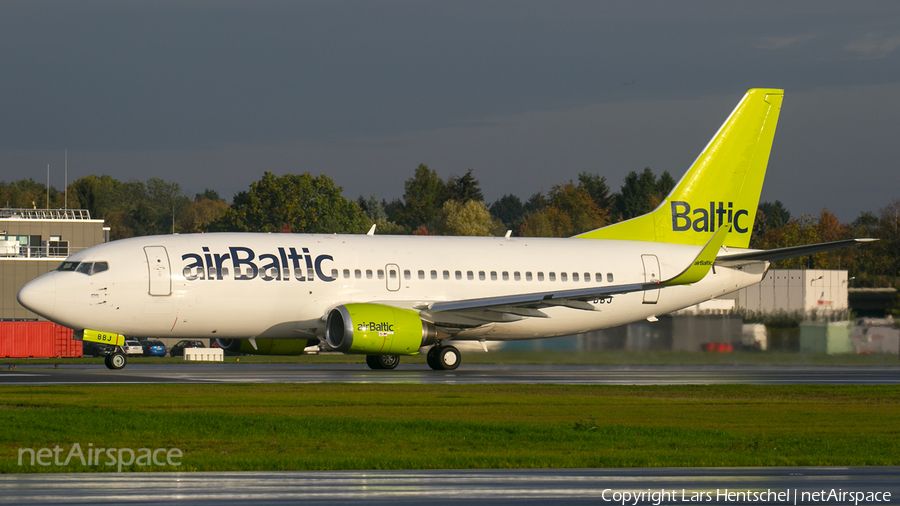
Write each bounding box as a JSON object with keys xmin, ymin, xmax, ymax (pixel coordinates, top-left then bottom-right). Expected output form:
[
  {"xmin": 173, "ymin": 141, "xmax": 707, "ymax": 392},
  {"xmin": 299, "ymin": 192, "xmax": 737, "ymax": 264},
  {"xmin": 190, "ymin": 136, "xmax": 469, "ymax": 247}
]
[{"xmin": 17, "ymin": 88, "xmax": 873, "ymax": 371}]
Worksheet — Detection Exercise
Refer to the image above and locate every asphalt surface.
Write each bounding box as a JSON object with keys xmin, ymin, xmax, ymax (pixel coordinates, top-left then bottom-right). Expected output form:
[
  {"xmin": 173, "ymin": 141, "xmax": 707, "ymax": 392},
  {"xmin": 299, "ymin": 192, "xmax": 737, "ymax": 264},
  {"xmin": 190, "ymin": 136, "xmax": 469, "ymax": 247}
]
[
  {"xmin": 2, "ymin": 467, "xmax": 899, "ymax": 505},
  {"xmin": 3, "ymin": 365, "xmax": 898, "ymax": 504},
  {"xmin": 1, "ymin": 363, "xmax": 899, "ymax": 385}
]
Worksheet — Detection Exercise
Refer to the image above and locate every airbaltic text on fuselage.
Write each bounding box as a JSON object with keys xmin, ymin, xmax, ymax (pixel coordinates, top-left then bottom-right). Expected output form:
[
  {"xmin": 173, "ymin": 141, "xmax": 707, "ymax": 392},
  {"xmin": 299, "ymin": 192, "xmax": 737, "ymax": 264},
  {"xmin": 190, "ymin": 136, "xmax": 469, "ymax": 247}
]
[
  {"xmin": 671, "ymin": 201, "xmax": 750, "ymax": 233},
  {"xmin": 181, "ymin": 247, "xmax": 335, "ymax": 282}
]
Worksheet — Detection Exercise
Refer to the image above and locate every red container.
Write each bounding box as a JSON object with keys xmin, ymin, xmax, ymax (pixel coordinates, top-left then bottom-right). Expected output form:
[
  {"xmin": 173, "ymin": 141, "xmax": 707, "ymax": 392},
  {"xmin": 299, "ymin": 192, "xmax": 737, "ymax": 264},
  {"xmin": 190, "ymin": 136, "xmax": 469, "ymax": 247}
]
[
  {"xmin": 702, "ymin": 342, "xmax": 734, "ymax": 353},
  {"xmin": 0, "ymin": 322, "xmax": 80, "ymax": 358}
]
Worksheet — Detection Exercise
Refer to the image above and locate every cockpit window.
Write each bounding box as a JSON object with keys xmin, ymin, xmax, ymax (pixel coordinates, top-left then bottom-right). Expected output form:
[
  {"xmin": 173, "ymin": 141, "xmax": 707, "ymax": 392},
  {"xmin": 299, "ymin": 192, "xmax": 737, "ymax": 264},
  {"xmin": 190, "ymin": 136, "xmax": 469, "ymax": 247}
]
[{"xmin": 58, "ymin": 261, "xmax": 108, "ymax": 275}]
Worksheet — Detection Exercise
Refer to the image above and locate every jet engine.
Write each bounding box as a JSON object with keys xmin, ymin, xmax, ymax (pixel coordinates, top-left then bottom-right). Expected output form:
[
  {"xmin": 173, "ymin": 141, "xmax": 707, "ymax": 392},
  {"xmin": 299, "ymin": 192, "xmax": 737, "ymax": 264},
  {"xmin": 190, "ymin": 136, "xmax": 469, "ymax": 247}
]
[{"xmin": 325, "ymin": 303, "xmax": 436, "ymax": 355}]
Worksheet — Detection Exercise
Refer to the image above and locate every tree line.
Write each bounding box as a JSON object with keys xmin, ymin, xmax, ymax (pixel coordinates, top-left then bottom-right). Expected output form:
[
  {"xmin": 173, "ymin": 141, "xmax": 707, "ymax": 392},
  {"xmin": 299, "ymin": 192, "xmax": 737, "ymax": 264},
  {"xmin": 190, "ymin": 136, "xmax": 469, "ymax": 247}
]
[{"xmin": 2, "ymin": 165, "xmax": 898, "ymax": 284}]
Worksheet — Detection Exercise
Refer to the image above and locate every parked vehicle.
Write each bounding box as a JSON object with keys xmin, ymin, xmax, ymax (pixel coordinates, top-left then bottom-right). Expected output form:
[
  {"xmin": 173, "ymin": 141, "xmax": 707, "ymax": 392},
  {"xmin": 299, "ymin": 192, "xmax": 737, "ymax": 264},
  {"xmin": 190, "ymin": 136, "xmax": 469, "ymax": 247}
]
[
  {"xmin": 83, "ymin": 341, "xmax": 114, "ymax": 357},
  {"xmin": 122, "ymin": 340, "xmax": 144, "ymax": 356},
  {"xmin": 140, "ymin": 339, "xmax": 168, "ymax": 357},
  {"xmin": 170, "ymin": 340, "xmax": 206, "ymax": 357}
]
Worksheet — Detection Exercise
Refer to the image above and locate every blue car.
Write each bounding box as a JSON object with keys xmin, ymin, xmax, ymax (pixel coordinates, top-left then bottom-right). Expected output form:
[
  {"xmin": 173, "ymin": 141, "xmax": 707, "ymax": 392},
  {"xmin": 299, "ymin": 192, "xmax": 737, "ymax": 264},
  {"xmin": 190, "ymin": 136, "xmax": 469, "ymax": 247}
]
[{"xmin": 140, "ymin": 339, "xmax": 168, "ymax": 357}]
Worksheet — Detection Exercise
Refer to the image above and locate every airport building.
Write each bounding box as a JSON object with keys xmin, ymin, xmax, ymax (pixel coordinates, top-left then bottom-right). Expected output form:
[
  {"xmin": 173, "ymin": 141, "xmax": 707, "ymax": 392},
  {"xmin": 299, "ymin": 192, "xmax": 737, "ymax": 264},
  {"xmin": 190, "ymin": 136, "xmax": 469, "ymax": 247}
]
[
  {"xmin": 725, "ymin": 269, "xmax": 850, "ymax": 317},
  {"xmin": 1, "ymin": 208, "xmax": 108, "ymax": 320},
  {"xmin": 1, "ymin": 208, "xmax": 107, "ymax": 357}
]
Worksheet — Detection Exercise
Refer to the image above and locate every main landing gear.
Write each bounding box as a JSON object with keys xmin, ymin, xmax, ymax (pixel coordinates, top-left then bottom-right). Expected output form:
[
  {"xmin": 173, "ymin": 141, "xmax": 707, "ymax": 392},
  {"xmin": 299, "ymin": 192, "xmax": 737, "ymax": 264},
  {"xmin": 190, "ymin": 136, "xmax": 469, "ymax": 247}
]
[
  {"xmin": 366, "ymin": 354, "xmax": 400, "ymax": 370},
  {"xmin": 364, "ymin": 343, "xmax": 462, "ymax": 371},
  {"xmin": 104, "ymin": 349, "xmax": 127, "ymax": 370},
  {"xmin": 426, "ymin": 344, "xmax": 461, "ymax": 371}
]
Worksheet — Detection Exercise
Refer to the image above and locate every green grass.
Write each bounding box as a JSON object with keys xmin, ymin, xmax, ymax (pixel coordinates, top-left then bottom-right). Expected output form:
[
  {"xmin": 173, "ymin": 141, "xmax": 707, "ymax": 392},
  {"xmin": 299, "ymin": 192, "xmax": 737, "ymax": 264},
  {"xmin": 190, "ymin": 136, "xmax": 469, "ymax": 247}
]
[
  {"xmin": 2, "ymin": 384, "xmax": 899, "ymax": 472},
  {"xmin": 3, "ymin": 350, "xmax": 899, "ymax": 366}
]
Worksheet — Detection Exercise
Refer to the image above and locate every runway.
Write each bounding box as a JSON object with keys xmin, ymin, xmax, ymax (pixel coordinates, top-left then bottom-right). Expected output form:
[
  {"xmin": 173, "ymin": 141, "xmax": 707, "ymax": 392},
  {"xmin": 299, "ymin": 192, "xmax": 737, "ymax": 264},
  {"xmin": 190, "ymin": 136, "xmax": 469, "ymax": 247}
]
[
  {"xmin": 2, "ymin": 467, "xmax": 898, "ymax": 505},
  {"xmin": 1, "ymin": 363, "xmax": 899, "ymax": 385}
]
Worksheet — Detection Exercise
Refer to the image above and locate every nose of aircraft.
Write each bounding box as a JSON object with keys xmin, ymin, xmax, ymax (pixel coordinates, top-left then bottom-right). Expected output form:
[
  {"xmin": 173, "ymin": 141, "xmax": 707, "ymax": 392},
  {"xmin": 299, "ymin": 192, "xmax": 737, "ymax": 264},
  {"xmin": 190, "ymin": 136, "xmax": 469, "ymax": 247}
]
[{"xmin": 17, "ymin": 273, "xmax": 57, "ymax": 320}]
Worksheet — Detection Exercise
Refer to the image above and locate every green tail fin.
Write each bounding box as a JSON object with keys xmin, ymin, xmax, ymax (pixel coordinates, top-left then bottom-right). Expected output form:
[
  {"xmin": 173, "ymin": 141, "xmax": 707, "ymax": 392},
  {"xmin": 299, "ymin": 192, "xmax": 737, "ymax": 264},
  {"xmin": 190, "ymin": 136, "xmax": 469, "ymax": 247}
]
[{"xmin": 577, "ymin": 88, "xmax": 783, "ymax": 248}]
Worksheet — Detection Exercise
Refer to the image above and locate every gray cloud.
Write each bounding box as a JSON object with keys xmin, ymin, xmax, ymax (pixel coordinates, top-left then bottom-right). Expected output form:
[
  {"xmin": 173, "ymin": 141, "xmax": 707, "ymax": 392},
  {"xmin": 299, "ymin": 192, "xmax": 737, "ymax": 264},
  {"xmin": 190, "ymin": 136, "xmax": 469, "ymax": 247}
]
[
  {"xmin": 846, "ymin": 34, "xmax": 900, "ymax": 59},
  {"xmin": 1, "ymin": 0, "xmax": 899, "ymax": 222}
]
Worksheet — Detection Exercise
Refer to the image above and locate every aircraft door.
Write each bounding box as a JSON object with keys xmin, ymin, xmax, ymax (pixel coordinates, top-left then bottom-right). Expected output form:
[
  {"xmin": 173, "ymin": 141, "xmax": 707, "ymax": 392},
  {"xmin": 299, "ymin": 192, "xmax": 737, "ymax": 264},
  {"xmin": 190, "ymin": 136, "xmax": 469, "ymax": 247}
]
[
  {"xmin": 144, "ymin": 246, "xmax": 172, "ymax": 296},
  {"xmin": 386, "ymin": 263, "xmax": 401, "ymax": 291},
  {"xmin": 641, "ymin": 254, "xmax": 660, "ymax": 304}
]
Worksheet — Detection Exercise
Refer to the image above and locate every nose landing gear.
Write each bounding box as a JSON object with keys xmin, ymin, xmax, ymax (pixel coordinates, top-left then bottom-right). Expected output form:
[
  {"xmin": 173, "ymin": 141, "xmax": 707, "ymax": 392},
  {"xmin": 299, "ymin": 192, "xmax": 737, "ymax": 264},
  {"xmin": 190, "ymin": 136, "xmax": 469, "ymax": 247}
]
[{"xmin": 104, "ymin": 349, "xmax": 127, "ymax": 370}]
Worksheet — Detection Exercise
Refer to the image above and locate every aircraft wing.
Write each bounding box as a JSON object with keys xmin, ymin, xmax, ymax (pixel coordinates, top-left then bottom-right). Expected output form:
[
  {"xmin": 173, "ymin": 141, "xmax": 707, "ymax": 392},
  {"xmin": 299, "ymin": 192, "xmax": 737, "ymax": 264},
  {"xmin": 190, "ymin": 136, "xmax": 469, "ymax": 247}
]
[
  {"xmin": 715, "ymin": 238, "xmax": 876, "ymax": 266},
  {"xmin": 426, "ymin": 226, "xmax": 728, "ymax": 319}
]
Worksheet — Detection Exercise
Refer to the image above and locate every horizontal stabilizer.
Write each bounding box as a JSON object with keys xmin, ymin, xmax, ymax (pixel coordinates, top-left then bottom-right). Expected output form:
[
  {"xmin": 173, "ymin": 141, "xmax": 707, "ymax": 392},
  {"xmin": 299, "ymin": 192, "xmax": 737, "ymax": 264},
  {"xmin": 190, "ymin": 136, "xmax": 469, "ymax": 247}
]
[{"xmin": 715, "ymin": 238, "xmax": 876, "ymax": 264}]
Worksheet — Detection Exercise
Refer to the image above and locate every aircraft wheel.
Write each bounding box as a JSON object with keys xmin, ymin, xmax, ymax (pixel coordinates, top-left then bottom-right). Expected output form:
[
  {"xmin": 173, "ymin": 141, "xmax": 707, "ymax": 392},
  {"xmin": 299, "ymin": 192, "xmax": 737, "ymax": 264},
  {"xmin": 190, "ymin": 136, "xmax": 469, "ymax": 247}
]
[
  {"xmin": 106, "ymin": 352, "xmax": 127, "ymax": 370},
  {"xmin": 366, "ymin": 355, "xmax": 399, "ymax": 370},
  {"xmin": 433, "ymin": 346, "xmax": 460, "ymax": 371},
  {"xmin": 379, "ymin": 355, "xmax": 400, "ymax": 369},
  {"xmin": 426, "ymin": 346, "xmax": 441, "ymax": 370}
]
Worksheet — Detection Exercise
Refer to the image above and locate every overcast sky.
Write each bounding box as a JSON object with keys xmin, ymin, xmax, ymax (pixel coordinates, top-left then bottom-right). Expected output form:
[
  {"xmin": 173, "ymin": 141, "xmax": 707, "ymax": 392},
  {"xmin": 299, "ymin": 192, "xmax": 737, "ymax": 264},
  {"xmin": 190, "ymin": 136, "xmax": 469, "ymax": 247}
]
[{"xmin": 2, "ymin": 1, "xmax": 899, "ymax": 221}]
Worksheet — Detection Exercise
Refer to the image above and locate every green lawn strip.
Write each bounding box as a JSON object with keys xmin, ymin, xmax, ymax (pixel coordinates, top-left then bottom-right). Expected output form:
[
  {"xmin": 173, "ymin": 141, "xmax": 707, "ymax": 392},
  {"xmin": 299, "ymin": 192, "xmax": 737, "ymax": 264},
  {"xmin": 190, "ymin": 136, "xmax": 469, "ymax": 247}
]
[
  {"xmin": 1, "ymin": 384, "xmax": 898, "ymax": 472},
  {"xmin": 3, "ymin": 350, "xmax": 900, "ymax": 366}
]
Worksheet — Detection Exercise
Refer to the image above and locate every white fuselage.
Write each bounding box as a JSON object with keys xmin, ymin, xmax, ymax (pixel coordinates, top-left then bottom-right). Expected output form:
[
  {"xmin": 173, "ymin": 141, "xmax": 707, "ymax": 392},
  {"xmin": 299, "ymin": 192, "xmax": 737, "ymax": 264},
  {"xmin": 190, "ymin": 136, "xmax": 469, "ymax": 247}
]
[{"xmin": 18, "ymin": 233, "xmax": 768, "ymax": 342}]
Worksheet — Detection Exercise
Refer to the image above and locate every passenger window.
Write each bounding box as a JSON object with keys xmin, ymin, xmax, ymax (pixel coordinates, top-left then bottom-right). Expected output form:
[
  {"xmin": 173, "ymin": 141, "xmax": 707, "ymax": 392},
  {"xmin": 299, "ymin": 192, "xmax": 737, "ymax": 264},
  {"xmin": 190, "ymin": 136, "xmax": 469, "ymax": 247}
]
[
  {"xmin": 377, "ymin": 269, "xmax": 385, "ymax": 279},
  {"xmin": 431, "ymin": 270, "xmax": 438, "ymax": 280},
  {"xmin": 537, "ymin": 272, "xmax": 544, "ymax": 281},
  {"xmin": 76, "ymin": 262, "xmax": 93, "ymax": 274},
  {"xmin": 307, "ymin": 268, "xmax": 314, "ymax": 279},
  {"xmin": 331, "ymin": 269, "xmax": 338, "ymax": 279},
  {"xmin": 389, "ymin": 269, "xmax": 397, "ymax": 279},
  {"xmin": 478, "ymin": 271, "xmax": 485, "ymax": 281},
  {"xmin": 561, "ymin": 272, "xmax": 568, "ymax": 282},
  {"xmin": 584, "ymin": 272, "xmax": 590, "ymax": 282},
  {"xmin": 572, "ymin": 272, "xmax": 579, "ymax": 282},
  {"xmin": 502, "ymin": 271, "xmax": 509, "ymax": 281},
  {"xmin": 525, "ymin": 272, "xmax": 532, "ymax": 281},
  {"xmin": 490, "ymin": 271, "xmax": 497, "ymax": 281},
  {"xmin": 343, "ymin": 269, "xmax": 350, "ymax": 278},
  {"xmin": 455, "ymin": 270, "xmax": 462, "ymax": 280},
  {"xmin": 418, "ymin": 270, "xmax": 425, "ymax": 280},
  {"xmin": 607, "ymin": 273, "xmax": 614, "ymax": 282},
  {"xmin": 514, "ymin": 271, "xmax": 521, "ymax": 281},
  {"xmin": 92, "ymin": 262, "xmax": 109, "ymax": 274},
  {"xmin": 404, "ymin": 270, "xmax": 411, "ymax": 280},
  {"xmin": 355, "ymin": 269, "xmax": 362, "ymax": 279},
  {"xmin": 596, "ymin": 272, "xmax": 602, "ymax": 282},
  {"xmin": 549, "ymin": 272, "xmax": 556, "ymax": 281},
  {"xmin": 443, "ymin": 270, "xmax": 450, "ymax": 280},
  {"xmin": 366, "ymin": 269, "xmax": 373, "ymax": 279},
  {"xmin": 467, "ymin": 271, "xmax": 474, "ymax": 281}
]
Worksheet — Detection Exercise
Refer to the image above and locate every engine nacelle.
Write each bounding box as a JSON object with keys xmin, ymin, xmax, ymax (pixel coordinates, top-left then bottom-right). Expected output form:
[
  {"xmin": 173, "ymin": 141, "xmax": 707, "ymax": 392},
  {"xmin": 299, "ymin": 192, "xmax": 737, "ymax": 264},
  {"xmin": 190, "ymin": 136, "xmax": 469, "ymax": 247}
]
[
  {"xmin": 215, "ymin": 338, "xmax": 317, "ymax": 356},
  {"xmin": 325, "ymin": 303, "xmax": 436, "ymax": 355}
]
